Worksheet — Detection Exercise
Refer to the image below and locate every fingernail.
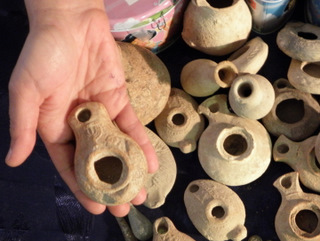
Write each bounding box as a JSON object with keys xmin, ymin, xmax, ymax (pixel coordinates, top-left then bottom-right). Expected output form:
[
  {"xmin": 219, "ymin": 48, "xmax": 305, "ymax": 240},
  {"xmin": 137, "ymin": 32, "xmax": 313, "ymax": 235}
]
[{"xmin": 5, "ymin": 148, "xmax": 12, "ymax": 164}]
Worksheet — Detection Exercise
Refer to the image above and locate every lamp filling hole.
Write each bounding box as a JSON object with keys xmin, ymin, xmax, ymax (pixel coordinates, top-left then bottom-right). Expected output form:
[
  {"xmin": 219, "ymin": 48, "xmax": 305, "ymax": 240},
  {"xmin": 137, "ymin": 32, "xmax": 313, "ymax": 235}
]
[
  {"xmin": 276, "ymin": 99, "xmax": 304, "ymax": 124},
  {"xmin": 298, "ymin": 31, "xmax": 318, "ymax": 40},
  {"xmin": 296, "ymin": 209, "xmax": 318, "ymax": 234},
  {"xmin": 77, "ymin": 109, "xmax": 92, "ymax": 122},
  {"xmin": 94, "ymin": 156, "xmax": 123, "ymax": 184},
  {"xmin": 223, "ymin": 134, "xmax": 248, "ymax": 156},
  {"xmin": 212, "ymin": 206, "xmax": 225, "ymax": 219},
  {"xmin": 172, "ymin": 113, "xmax": 185, "ymax": 126},
  {"xmin": 207, "ymin": 0, "xmax": 233, "ymax": 8}
]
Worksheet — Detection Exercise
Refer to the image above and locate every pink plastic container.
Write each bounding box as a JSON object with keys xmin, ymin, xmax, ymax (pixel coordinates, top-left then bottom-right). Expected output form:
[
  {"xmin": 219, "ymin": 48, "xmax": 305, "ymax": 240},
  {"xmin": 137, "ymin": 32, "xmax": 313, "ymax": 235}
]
[{"xmin": 104, "ymin": 0, "xmax": 188, "ymax": 53}]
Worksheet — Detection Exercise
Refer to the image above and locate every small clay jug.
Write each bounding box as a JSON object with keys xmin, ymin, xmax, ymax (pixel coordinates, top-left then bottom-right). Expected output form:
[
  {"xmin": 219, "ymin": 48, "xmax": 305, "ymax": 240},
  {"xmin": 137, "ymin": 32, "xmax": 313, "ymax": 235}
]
[
  {"xmin": 118, "ymin": 42, "xmax": 171, "ymax": 125},
  {"xmin": 262, "ymin": 78, "xmax": 320, "ymax": 141},
  {"xmin": 68, "ymin": 102, "xmax": 147, "ymax": 205},
  {"xmin": 228, "ymin": 36, "xmax": 269, "ymax": 74},
  {"xmin": 288, "ymin": 59, "xmax": 320, "ymax": 94},
  {"xmin": 277, "ymin": 21, "xmax": 320, "ymax": 62},
  {"xmin": 273, "ymin": 135, "xmax": 320, "ymax": 193},
  {"xmin": 198, "ymin": 94, "xmax": 272, "ymax": 186},
  {"xmin": 229, "ymin": 74, "xmax": 275, "ymax": 119},
  {"xmin": 274, "ymin": 172, "xmax": 320, "ymax": 241},
  {"xmin": 128, "ymin": 205, "xmax": 153, "ymax": 241},
  {"xmin": 154, "ymin": 88, "xmax": 205, "ymax": 154},
  {"xmin": 182, "ymin": 0, "xmax": 252, "ymax": 56},
  {"xmin": 143, "ymin": 127, "xmax": 177, "ymax": 209},
  {"xmin": 152, "ymin": 217, "xmax": 196, "ymax": 241},
  {"xmin": 184, "ymin": 179, "xmax": 247, "ymax": 241},
  {"xmin": 180, "ymin": 59, "xmax": 238, "ymax": 97}
]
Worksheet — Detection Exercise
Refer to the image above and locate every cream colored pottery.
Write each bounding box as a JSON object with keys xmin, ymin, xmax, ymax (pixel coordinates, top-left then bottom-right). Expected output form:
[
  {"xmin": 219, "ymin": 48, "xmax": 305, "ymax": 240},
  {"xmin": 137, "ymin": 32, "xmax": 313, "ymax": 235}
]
[
  {"xmin": 116, "ymin": 217, "xmax": 138, "ymax": 241},
  {"xmin": 198, "ymin": 94, "xmax": 272, "ymax": 186},
  {"xmin": 182, "ymin": 0, "xmax": 252, "ymax": 56},
  {"xmin": 228, "ymin": 36, "xmax": 269, "ymax": 74},
  {"xmin": 180, "ymin": 59, "xmax": 238, "ymax": 97},
  {"xmin": 118, "ymin": 41, "xmax": 171, "ymax": 125},
  {"xmin": 68, "ymin": 102, "xmax": 147, "ymax": 205},
  {"xmin": 262, "ymin": 78, "xmax": 320, "ymax": 141},
  {"xmin": 277, "ymin": 21, "xmax": 320, "ymax": 62},
  {"xmin": 274, "ymin": 172, "xmax": 320, "ymax": 241},
  {"xmin": 152, "ymin": 217, "xmax": 196, "ymax": 241},
  {"xmin": 229, "ymin": 74, "xmax": 275, "ymax": 119},
  {"xmin": 154, "ymin": 88, "xmax": 205, "ymax": 154},
  {"xmin": 184, "ymin": 179, "xmax": 247, "ymax": 241},
  {"xmin": 143, "ymin": 127, "xmax": 177, "ymax": 209},
  {"xmin": 288, "ymin": 58, "xmax": 320, "ymax": 94},
  {"xmin": 273, "ymin": 135, "xmax": 320, "ymax": 193},
  {"xmin": 128, "ymin": 205, "xmax": 153, "ymax": 241}
]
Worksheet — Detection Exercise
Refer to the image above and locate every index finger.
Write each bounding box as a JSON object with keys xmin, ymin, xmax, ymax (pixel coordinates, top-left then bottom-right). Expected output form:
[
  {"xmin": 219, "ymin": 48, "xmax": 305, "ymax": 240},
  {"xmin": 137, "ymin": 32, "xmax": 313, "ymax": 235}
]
[{"xmin": 115, "ymin": 102, "xmax": 159, "ymax": 174}]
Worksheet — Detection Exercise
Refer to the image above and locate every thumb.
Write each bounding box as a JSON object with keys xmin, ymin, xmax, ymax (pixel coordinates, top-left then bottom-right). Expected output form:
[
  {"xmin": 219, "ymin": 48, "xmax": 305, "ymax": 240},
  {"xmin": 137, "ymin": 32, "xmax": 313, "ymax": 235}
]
[{"xmin": 6, "ymin": 78, "xmax": 40, "ymax": 167}]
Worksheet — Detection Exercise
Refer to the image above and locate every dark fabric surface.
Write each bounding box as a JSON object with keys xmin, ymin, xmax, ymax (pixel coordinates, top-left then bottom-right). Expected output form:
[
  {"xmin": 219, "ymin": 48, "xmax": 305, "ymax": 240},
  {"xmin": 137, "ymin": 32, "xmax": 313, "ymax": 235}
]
[{"xmin": 0, "ymin": 0, "xmax": 313, "ymax": 240}]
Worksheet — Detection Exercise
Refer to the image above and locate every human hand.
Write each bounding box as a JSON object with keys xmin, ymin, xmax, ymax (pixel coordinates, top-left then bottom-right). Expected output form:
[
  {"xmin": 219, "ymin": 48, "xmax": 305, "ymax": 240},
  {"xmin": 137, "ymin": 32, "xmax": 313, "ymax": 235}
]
[{"xmin": 6, "ymin": 0, "xmax": 158, "ymax": 216}]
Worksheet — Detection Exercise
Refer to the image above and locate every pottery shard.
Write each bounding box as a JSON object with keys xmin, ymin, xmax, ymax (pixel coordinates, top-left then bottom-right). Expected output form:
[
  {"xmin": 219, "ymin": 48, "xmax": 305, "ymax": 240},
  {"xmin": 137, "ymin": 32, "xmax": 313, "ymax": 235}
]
[
  {"xmin": 277, "ymin": 21, "xmax": 320, "ymax": 62},
  {"xmin": 128, "ymin": 205, "xmax": 153, "ymax": 241},
  {"xmin": 228, "ymin": 36, "xmax": 269, "ymax": 74},
  {"xmin": 184, "ymin": 179, "xmax": 247, "ymax": 241},
  {"xmin": 153, "ymin": 217, "xmax": 196, "ymax": 241},
  {"xmin": 182, "ymin": 0, "xmax": 252, "ymax": 56},
  {"xmin": 273, "ymin": 135, "xmax": 320, "ymax": 193},
  {"xmin": 180, "ymin": 59, "xmax": 238, "ymax": 97},
  {"xmin": 68, "ymin": 102, "xmax": 148, "ymax": 205},
  {"xmin": 118, "ymin": 42, "xmax": 171, "ymax": 125},
  {"xmin": 287, "ymin": 59, "xmax": 320, "ymax": 95},
  {"xmin": 229, "ymin": 74, "xmax": 275, "ymax": 120},
  {"xmin": 262, "ymin": 78, "xmax": 320, "ymax": 141},
  {"xmin": 143, "ymin": 127, "xmax": 177, "ymax": 209},
  {"xmin": 116, "ymin": 217, "xmax": 138, "ymax": 241},
  {"xmin": 198, "ymin": 95, "xmax": 272, "ymax": 186},
  {"xmin": 154, "ymin": 88, "xmax": 205, "ymax": 154},
  {"xmin": 274, "ymin": 172, "xmax": 320, "ymax": 241}
]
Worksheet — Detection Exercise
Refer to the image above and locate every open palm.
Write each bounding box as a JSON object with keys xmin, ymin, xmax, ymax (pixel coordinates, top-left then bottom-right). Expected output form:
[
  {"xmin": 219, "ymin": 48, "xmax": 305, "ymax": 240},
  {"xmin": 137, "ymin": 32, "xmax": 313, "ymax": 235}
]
[{"xmin": 7, "ymin": 6, "xmax": 158, "ymax": 216}]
